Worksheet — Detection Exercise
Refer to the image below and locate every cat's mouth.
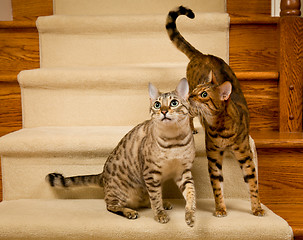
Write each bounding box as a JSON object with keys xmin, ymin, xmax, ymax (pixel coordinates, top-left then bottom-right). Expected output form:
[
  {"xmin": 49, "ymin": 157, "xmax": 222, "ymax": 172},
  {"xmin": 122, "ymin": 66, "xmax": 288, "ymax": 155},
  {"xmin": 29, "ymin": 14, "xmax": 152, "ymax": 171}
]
[{"xmin": 161, "ymin": 116, "xmax": 172, "ymax": 121}]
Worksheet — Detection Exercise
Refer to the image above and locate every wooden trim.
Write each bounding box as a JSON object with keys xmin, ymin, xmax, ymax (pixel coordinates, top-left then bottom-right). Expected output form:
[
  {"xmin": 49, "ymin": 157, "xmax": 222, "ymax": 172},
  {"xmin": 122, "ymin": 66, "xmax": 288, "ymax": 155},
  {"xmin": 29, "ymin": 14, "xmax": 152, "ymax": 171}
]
[
  {"xmin": 279, "ymin": 17, "xmax": 303, "ymax": 132},
  {"xmin": 0, "ymin": 21, "xmax": 36, "ymax": 29},
  {"xmin": 235, "ymin": 71, "xmax": 279, "ymax": 80},
  {"xmin": 230, "ymin": 15, "xmax": 279, "ymax": 24},
  {"xmin": 0, "ymin": 75, "xmax": 18, "ymax": 83},
  {"xmin": 251, "ymin": 131, "xmax": 303, "ymax": 148}
]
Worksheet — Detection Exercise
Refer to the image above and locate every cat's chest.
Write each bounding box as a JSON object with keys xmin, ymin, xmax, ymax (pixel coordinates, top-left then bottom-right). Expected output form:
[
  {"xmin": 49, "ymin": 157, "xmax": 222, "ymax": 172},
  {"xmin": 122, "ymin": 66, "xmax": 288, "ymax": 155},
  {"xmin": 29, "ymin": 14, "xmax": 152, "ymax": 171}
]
[{"xmin": 160, "ymin": 158, "xmax": 186, "ymax": 181}]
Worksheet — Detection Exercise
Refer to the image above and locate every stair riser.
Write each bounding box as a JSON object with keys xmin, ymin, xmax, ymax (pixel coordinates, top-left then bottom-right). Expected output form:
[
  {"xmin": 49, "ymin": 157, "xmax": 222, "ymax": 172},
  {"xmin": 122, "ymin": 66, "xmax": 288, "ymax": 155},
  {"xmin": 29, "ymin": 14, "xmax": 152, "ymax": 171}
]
[
  {"xmin": 54, "ymin": 0, "xmax": 225, "ymax": 15},
  {"xmin": 39, "ymin": 31, "xmax": 228, "ymax": 68},
  {"xmin": 1, "ymin": 154, "xmax": 249, "ymax": 201},
  {"xmin": 1, "ymin": 156, "xmax": 106, "ymax": 200},
  {"xmin": 22, "ymin": 88, "xmax": 151, "ymax": 127},
  {"xmin": 18, "ymin": 67, "xmax": 187, "ymax": 128}
]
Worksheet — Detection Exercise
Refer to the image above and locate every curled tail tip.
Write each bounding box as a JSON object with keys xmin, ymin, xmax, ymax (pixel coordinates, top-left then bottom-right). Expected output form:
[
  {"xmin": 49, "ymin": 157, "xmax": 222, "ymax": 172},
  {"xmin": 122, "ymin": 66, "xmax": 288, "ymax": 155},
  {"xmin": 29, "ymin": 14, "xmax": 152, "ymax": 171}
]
[
  {"xmin": 168, "ymin": 6, "xmax": 195, "ymax": 20},
  {"xmin": 46, "ymin": 172, "xmax": 67, "ymax": 188},
  {"xmin": 179, "ymin": 6, "xmax": 195, "ymax": 19}
]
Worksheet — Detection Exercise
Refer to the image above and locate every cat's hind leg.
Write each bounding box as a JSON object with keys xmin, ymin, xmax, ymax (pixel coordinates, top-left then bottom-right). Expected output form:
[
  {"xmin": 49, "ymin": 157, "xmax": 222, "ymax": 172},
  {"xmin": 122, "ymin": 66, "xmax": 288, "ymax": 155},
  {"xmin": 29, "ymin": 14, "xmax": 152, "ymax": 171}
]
[
  {"xmin": 233, "ymin": 141, "xmax": 265, "ymax": 216},
  {"xmin": 207, "ymin": 149, "xmax": 227, "ymax": 217}
]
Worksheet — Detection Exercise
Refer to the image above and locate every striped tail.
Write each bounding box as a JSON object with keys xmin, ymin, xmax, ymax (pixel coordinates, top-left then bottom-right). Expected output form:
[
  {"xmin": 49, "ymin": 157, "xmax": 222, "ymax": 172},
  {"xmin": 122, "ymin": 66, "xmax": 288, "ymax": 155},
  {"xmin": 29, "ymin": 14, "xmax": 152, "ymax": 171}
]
[
  {"xmin": 166, "ymin": 6, "xmax": 200, "ymax": 60},
  {"xmin": 46, "ymin": 172, "xmax": 104, "ymax": 188}
]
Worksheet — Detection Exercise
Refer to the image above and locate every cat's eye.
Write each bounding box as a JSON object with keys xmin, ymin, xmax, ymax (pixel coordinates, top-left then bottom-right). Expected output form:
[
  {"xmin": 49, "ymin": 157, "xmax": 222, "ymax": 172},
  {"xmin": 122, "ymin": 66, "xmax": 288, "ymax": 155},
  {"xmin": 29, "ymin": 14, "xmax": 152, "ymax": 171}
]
[
  {"xmin": 170, "ymin": 99, "xmax": 179, "ymax": 107},
  {"xmin": 200, "ymin": 91, "xmax": 208, "ymax": 98},
  {"xmin": 154, "ymin": 101, "xmax": 161, "ymax": 109}
]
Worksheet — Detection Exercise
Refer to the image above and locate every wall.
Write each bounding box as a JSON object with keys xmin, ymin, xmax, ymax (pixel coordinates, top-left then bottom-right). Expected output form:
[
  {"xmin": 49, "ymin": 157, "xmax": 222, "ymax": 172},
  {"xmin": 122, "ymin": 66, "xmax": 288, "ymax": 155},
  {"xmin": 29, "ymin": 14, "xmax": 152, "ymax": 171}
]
[{"xmin": 0, "ymin": 0, "xmax": 13, "ymax": 21}]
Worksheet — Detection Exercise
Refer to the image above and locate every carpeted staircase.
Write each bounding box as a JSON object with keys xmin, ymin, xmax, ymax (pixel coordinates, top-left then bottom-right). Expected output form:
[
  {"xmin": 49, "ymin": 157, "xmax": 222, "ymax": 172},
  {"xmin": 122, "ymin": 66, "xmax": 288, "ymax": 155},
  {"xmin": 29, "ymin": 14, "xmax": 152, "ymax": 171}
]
[{"xmin": 0, "ymin": 0, "xmax": 293, "ymax": 239}]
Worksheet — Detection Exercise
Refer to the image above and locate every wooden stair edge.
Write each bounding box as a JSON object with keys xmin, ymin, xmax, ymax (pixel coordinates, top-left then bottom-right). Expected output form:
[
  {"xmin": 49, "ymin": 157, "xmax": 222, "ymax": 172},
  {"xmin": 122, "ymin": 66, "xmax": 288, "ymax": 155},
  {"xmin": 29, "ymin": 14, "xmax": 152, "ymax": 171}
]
[
  {"xmin": 230, "ymin": 14, "xmax": 280, "ymax": 25},
  {"xmin": 235, "ymin": 71, "xmax": 279, "ymax": 80},
  {"xmin": 0, "ymin": 20, "xmax": 37, "ymax": 29},
  {"xmin": 0, "ymin": 75, "xmax": 18, "ymax": 83},
  {"xmin": 251, "ymin": 131, "xmax": 303, "ymax": 148},
  {"xmin": 0, "ymin": 15, "xmax": 279, "ymax": 28},
  {"xmin": 0, "ymin": 72, "xmax": 279, "ymax": 83}
]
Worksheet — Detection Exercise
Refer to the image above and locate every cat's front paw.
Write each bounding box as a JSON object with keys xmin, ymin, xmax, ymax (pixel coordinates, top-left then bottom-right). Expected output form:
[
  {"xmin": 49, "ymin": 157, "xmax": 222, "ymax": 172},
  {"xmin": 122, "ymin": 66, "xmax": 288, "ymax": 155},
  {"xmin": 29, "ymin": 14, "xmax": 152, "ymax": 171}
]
[
  {"xmin": 155, "ymin": 210, "xmax": 170, "ymax": 224},
  {"xmin": 214, "ymin": 209, "xmax": 227, "ymax": 217},
  {"xmin": 253, "ymin": 208, "xmax": 265, "ymax": 217},
  {"xmin": 124, "ymin": 209, "xmax": 139, "ymax": 219},
  {"xmin": 185, "ymin": 210, "xmax": 195, "ymax": 227}
]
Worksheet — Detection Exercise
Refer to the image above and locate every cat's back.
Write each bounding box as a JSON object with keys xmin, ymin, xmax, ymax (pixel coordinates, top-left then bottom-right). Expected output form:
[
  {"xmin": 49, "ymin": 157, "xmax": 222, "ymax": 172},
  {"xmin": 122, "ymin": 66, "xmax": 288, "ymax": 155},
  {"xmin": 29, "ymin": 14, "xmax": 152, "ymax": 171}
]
[
  {"xmin": 112, "ymin": 120, "xmax": 152, "ymax": 155},
  {"xmin": 187, "ymin": 53, "xmax": 247, "ymax": 108}
]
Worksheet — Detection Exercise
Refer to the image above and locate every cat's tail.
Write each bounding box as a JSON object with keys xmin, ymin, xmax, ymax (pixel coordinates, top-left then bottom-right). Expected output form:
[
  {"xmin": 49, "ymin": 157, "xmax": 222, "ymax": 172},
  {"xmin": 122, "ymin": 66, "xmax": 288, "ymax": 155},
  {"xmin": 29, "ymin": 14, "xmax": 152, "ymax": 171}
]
[
  {"xmin": 166, "ymin": 6, "xmax": 201, "ymax": 60},
  {"xmin": 46, "ymin": 172, "xmax": 104, "ymax": 188}
]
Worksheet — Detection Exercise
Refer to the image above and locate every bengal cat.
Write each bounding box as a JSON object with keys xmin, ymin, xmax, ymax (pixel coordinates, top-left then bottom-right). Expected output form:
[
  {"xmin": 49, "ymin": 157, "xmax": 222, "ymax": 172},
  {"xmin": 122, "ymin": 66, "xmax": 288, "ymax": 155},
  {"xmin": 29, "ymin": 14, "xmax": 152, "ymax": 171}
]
[
  {"xmin": 46, "ymin": 78, "xmax": 196, "ymax": 227},
  {"xmin": 166, "ymin": 6, "xmax": 264, "ymax": 217}
]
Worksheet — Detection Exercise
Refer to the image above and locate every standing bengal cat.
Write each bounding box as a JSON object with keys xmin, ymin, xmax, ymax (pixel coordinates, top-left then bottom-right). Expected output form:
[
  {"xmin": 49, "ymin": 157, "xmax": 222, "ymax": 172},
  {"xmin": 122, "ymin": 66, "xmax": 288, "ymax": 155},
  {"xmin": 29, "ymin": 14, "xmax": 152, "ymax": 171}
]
[
  {"xmin": 46, "ymin": 79, "xmax": 196, "ymax": 227},
  {"xmin": 166, "ymin": 6, "xmax": 264, "ymax": 217}
]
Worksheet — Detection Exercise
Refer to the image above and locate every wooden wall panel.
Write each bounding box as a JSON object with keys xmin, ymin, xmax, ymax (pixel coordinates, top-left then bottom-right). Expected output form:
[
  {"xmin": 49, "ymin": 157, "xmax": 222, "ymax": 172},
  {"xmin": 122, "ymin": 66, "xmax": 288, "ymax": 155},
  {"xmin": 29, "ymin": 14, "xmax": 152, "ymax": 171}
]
[
  {"xmin": 229, "ymin": 23, "xmax": 278, "ymax": 71},
  {"xmin": 241, "ymin": 79, "xmax": 279, "ymax": 131},
  {"xmin": 227, "ymin": 0, "xmax": 271, "ymax": 15},
  {"xmin": 258, "ymin": 148, "xmax": 303, "ymax": 205},
  {"xmin": 12, "ymin": 0, "xmax": 53, "ymax": 21},
  {"xmin": 279, "ymin": 17, "xmax": 303, "ymax": 132},
  {"xmin": 0, "ymin": 28, "xmax": 40, "ymax": 76},
  {"xmin": 0, "ymin": 81, "xmax": 22, "ymax": 136}
]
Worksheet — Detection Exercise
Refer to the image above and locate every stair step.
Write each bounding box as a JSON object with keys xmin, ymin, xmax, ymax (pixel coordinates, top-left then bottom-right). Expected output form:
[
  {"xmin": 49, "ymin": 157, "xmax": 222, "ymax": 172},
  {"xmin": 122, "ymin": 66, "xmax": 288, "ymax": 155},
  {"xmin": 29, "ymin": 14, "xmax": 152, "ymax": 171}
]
[
  {"xmin": 18, "ymin": 66, "xmax": 187, "ymax": 127},
  {"xmin": 37, "ymin": 13, "xmax": 229, "ymax": 67},
  {"xmin": 53, "ymin": 0, "xmax": 225, "ymax": 15},
  {"xmin": 0, "ymin": 199, "xmax": 292, "ymax": 239},
  {"xmin": 0, "ymin": 125, "xmax": 256, "ymax": 201}
]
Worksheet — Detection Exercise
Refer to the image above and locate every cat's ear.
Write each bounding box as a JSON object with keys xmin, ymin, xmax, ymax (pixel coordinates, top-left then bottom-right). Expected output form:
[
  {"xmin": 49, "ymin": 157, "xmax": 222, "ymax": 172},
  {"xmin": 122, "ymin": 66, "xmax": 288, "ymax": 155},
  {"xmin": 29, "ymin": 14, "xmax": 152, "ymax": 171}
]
[
  {"xmin": 176, "ymin": 78, "xmax": 189, "ymax": 99},
  {"xmin": 148, "ymin": 82, "xmax": 160, "ymax": 100},
  {"xmin": 218, "ymin": 81, "xmax": 232, "ymax": 101},
  {"xmin": 207, "ymin": 70, "xmax": 218, "ymax": 85}
]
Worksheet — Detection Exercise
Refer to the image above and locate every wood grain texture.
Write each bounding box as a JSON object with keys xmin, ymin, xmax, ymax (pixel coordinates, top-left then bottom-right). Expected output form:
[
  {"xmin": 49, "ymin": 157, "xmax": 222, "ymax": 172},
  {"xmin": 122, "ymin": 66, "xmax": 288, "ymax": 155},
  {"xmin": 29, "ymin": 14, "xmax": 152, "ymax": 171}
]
[
  {"xmin": 0, "ymin": 82, "xmax": 22, "ymax": 136},
  {"xmin": 267, "ymin": 204, "xmax": 303, "ymax": 240},
  {"xmin": 241, "ymin": 79, "xmax": 279, "ymax": 131},
  {"xmin": 252, "ymin": 131, "xmax": 303, "ymax": 148},
  {"xmin": 0, "ymin": 28, "xmax": 40, "ymax": 76},
  {"xmin": 279, "ymin": 17, "xmax": 303, "ymax": 132},
  {"xmin": 12, "ymin": 0, "xmax": 53, "ymax": 21},
  {"xmin": 227, "ymin": 0, "xmax": 271, "ymax": 15},
  {"xmin": 229, "ymin": 23, "xmax": 278, "ymax": 71},
  {"xmin": 258, "ymin": 148, "xmax": 303, "ymax": 205}
]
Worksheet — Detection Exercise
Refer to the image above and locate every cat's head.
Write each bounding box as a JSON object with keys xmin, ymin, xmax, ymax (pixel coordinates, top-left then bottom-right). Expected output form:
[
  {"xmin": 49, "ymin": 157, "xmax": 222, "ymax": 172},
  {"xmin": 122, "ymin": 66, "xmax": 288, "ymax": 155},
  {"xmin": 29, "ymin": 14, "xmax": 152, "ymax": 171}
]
[
  {"xmin": 148, "ymin": 78, "xmax": 190, "ymax": 124},
  {"xmin": 189, "ymin": 71, "xmax": 232, "ymax": 117}
]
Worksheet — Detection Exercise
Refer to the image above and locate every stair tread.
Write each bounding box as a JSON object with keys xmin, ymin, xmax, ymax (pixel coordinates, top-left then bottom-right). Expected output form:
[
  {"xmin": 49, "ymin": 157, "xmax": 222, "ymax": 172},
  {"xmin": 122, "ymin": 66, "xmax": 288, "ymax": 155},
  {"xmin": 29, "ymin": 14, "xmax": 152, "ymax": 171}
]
[
  {"xmin": 18, "ymin": 65, "xmax": 187, "ymax": 89},
  {"xmin": 0, "ymin": 199, "xmax": 292, "ymax": 239},
  {"xmin": 230, "ymin": 14, "xmax": 279, "ymax": 25},
  {"xmin": 251, "ymin": 131, "xmax": 303, "ymax": 148},
  {"xmin": 37, "ymin": 13, "xmax": 229, "ymax": 34},
  {"xmin": 0, "ymin": 125, "xmax": 207, "ymax": 157},
  {"xmin": 0, "ymin": 20, "xmax": 37, "ymax": 29},
  {"xmin": 18, "ymin": 68, "xmax": 280, "ymax": 88}
]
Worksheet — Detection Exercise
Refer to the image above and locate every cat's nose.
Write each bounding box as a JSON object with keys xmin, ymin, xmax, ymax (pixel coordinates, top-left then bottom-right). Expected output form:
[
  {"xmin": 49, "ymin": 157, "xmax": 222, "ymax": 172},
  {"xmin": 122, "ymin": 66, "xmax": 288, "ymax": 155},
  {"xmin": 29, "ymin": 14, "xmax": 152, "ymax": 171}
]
[{"xmin": 161, "ymin": 110, "xmax": 168, "ymax": 115}]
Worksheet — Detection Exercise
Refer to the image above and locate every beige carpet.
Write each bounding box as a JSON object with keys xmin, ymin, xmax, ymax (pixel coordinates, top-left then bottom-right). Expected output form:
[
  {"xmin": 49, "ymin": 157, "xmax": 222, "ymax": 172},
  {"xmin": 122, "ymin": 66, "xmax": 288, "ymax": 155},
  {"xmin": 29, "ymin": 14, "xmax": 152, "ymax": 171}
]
[{"xmin": 0, "ymin": 199, "xmax": 292, "ymax": 240}]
